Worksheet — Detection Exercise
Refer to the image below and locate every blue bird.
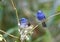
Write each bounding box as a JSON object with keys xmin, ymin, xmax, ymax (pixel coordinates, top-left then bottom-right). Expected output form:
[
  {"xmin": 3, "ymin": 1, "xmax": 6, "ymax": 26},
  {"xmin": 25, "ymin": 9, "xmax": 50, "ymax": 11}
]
[
  {"xmin": 36, "ymin": 10, "xmax": 46, "ymax": 20},
  {"xmin": 36, "ymin": 10, "xmax": 46, "ymax": 27},
  {"xmin": 19, "ymin": 18, "xmax": 28, "ymax": 28}
]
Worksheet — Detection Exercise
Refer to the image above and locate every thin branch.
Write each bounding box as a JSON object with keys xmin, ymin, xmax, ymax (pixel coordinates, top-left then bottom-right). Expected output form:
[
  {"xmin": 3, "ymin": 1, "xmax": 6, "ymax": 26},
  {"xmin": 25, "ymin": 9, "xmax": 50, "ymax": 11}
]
[
  {"xmin": 32, "ymin": 12, "xmax": 60, "ymax": 31},
  {"xmin": 46, "ymin": 13, "xmax": 60, "ymax": 21},
  {"xmin": 0, "ymin": 0, "xmax": 20, "ymax": 40},
  {"xmin": 31, "ymin": 24, "xmax": 39, "ymax": 32},
  {"xmin": 11, "ymin": 0, "xmax": 19, "ymax": 23},
  {"xmin": 3, "ymin": 38, "xmax": 7, "ymax": 42},
  {"xmin": 0, "ymin": 29, "xmax": 19, "ymax": 39},
  {"xmin": 10, "ymin": 0, "xmax": 19, "ymax": 39}
]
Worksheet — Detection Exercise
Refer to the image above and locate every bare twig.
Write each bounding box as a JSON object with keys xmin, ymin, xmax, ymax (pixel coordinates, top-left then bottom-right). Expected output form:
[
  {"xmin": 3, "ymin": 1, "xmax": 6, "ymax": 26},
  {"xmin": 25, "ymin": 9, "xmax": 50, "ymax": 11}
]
[
  {"xmin": 0, "ymin": 29, "xmax": 19, "ymax": 39},
  {"xmin": 32, "ymin": 12, "xmax": 60, "ymax": 31},
  {"xmin": 47, "ymin": 13, "xmax": 60, "ymax": 21},
  {"xmin": 11, "ymin": 0, "xmax": 19, "ymax": 23},
  {"xmin": 3, "ymin": 38, "xmax": 7, "ymax": 42}
]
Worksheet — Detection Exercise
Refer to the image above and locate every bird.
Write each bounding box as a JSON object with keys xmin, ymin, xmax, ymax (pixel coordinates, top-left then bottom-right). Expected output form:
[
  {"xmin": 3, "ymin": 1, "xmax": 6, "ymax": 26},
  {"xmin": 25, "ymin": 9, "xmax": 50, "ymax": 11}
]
[
  {"xmin": 19, "ymin": 18, "xmax": 28, "ymax": 28},
  {"xmin": 36, "ymin": 10, "xmax": 46, "ymax": 27},
  {"xmin": 18, "ymin": 18, "xmax": 34, "ymax": 41}
]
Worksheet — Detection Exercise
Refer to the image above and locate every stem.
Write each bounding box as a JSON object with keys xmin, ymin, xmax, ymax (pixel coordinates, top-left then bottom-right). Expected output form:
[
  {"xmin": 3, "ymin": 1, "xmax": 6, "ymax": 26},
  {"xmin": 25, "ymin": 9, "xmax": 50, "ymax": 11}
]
[
  {"xmin": 11, "ymin": 0, "xmax": 19, "ymax": 23},
  {"xmin": 3, "ymin": 38, "xmax": 7, "ymax": 42},
  {"xmin": 20, "ymin": 38, "xmax": 26, "ymax": 42},
  {"xmin": 21, "ymin": 40, "xmax": 24, "ymax": 42},
  {"xmin": 32, "ymin": 12, "xmax": 60, "ymax": 31},
  {"xmin": 46, "ymin": 12, "xmax": 60, "ymax": 21},
  {"xmin": 0, "ymin": 29, "xmax": 18, "ymax": 39}
]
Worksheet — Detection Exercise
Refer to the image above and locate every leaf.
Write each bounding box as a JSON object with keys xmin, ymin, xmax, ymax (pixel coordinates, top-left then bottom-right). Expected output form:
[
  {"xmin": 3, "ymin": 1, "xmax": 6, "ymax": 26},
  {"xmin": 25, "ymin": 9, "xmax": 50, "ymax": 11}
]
[
  {"xmin": 42, "ymin": 29, "xmax": 52, "ymax": 42},
  {"xmin": 4, "ymin": 26, "xmax": 18, "ymax": 37},
  {"xmin": 56, "ymin": 6, "xmax": 60, "ymax": 11}
]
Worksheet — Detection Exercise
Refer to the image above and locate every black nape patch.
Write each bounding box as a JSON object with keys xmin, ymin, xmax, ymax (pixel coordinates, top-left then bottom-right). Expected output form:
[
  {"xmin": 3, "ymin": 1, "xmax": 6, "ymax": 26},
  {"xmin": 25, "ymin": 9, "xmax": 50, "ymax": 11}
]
[
  {"xmin": 42, "ymin": 22, "xmax": 47, "ymax": 27},
  {"xmin": 28, "ymin": 23, "xmax": 31, "ymax": 26}
]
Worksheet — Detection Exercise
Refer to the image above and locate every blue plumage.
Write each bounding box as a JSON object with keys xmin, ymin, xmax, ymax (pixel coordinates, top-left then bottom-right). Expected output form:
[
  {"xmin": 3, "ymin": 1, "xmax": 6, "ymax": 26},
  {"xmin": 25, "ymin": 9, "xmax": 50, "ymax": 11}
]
[
  {"xmin": 36, "ymin": 10, "xmax": 46, "ymax": 27},
  {"xmin": 36, "ymin": 10, "xmax": 46, "ymax": 20},
  {"xmin": 20, "ymin": 18, "xmax": 28, "ymax": 23},
  {"xmin": 19, "ymin": 18, "xmax": 28, "ymax": 28}
]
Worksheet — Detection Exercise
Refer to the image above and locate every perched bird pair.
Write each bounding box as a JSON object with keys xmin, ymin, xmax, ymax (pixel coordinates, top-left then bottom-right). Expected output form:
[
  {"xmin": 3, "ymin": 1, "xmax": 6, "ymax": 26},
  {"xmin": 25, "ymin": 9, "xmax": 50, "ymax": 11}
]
[
  {"xmin": 19, "ymin": 10, "xmax": 46, "ymax": 28},
  {"xmin": 18, "ymin": 10, "xmax": 46, "ymax": 40}
]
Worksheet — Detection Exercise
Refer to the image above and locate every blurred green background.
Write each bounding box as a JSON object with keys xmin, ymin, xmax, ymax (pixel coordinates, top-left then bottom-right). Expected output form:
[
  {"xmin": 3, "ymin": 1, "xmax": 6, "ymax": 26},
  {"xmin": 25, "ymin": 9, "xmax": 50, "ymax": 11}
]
[{"xmin": 0, "ymin": 0, "xmax": 60, "ymax": 42}]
